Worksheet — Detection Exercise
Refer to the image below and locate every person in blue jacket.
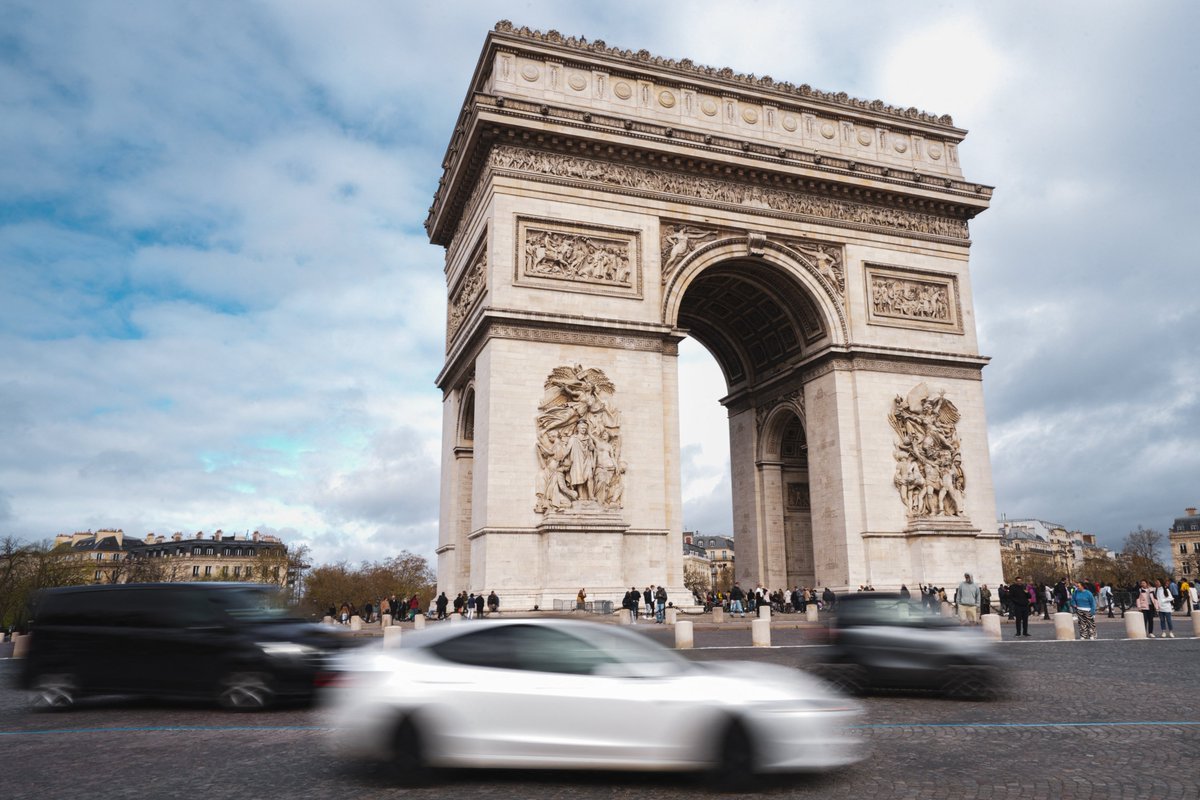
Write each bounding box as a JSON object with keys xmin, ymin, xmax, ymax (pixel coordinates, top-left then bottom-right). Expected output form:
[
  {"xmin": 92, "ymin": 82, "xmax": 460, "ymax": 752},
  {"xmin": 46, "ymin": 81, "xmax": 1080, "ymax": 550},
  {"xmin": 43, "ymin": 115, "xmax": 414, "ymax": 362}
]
[{"xmin": 1070, "ymin": 582, "xmax": 1098, "ymax": 640}]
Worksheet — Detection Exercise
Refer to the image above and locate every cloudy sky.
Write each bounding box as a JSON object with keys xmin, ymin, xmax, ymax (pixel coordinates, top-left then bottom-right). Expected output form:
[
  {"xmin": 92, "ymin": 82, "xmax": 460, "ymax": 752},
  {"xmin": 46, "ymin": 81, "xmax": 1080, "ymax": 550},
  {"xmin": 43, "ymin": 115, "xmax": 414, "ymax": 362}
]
[{"xmin": 2, "ymin": 1, "xmax": 1197, "ymax": 567}]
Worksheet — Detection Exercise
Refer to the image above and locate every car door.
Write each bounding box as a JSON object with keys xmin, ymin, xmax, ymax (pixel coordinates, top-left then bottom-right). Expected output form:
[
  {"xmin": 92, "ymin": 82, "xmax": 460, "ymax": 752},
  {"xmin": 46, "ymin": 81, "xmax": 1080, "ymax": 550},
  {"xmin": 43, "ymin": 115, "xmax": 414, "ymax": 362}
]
[{"xmin": 425, "ymin": 625, "xmax": 676, "ymax": 768}]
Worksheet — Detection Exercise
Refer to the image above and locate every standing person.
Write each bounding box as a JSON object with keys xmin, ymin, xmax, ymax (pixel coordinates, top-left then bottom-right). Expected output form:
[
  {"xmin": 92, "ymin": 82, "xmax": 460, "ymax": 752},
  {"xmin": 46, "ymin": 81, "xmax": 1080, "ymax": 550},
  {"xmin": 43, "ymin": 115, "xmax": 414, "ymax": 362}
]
[
  {"xmin": 1071, "ymin": 582, "xmax": 1097, "ymax": 640},
  {"xmin": 729, "ymin": 583, "xmax": 747, "ymax": 617},
  {"xmin": 643, "ymin": 586, "xmax": 654, "ymax": 620},
  {"xmin": 464, "ymin": 593, "xmax": 475, "ymax": 620},
  {"xmin": 1154, "ymin": 580, "xmax": 1175, "ymax": 638},
  {"xmin": 1008, "ymin": 577, "xmax": 1031, "ymax": 637},
  {"xmin": 1135, "ymin": 580, "xmax": 1156, "ymax": 637},
  {"xmin": 957, "ymin": 573, "xmax": 980, "ymax": 625},
  {"xmin": 998, "ymin": 583, "xmax": 1011, "ymax": 618},
  {"xmin": 1188, "ymin": 582, "xmax": 1199, "ymax": 618},
  {"xmin": 1099, "ymin": 583, "xmax": 1114, "ymax": 618},
  {"xmin": 655, "ymin": 585, "xmax": 668, "ymax": 623},
  {"xmin": 474, "ymin": 592, "xmax": 484, "ymax": 618},
  {"xmin": 435, "ymin": 592, "xmax": 449, "ymax": 620},
  {"xmin": 625, "ymin": 587, "xmax": 639, "ymax": 624},
  {"xmin": 980, "ymin": 583, "xmax": 992, "ymax": 616},
  {"xmin": 487, "ymin": 590, "xmax": 500, "ymax": 615},
  {"xmin": 576, "ymin": 588, "xmax": 587, "ymax": 611}
]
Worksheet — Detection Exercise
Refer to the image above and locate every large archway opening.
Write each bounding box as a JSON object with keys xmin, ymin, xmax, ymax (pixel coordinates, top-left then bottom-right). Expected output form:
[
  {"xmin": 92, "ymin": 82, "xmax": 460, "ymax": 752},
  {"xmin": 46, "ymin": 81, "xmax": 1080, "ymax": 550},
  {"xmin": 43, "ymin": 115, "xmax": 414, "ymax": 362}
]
[{"xmin": 676, "ymin": 256, "xmax": 829, "ymax": 593}]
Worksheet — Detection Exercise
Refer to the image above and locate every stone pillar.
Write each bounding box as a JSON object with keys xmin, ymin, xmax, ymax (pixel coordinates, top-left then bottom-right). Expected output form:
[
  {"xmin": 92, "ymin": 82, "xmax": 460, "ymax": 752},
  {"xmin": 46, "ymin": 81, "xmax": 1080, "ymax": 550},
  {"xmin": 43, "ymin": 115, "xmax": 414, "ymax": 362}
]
[
  {"xmin": 383, "ymin": 626, "xmax": 402, "ymax": 649},
  {"xmin": 1053, "ymin": 612, "xmax": 1074, "ymax": 640},
  {"xmin": 758, "ymin": 606, "xmax": 771, "ymax": 621},
  {"xmin": 712, "ymin": 607, "xmax": 725, "ymax": 624},
  {"xmin": 805, "ymin": 605, "xmax": 819, "ymax": 623},
  {"xmin": 675, "ymin": 620, "xmax": 694, "ymax": 649},
  {"xmin": 751, "ymin": 618, "xmax": 771, "ymax": 647},
  {"xmin": 12, "ymin": 633, "xmax": 29, "ymax": 659},
  {"xmin": 981, "ymin": 613, "xmax": 1002, "ymax": 641},
  {"xmin": 413, "ymin": 614, "xmax": 426, "ymax": 630},
  {"xmin": 665, "ymin": 608, "xmax": 678, "ymax": 625},
  {"xmin": 381, "ymin": 614, "xmax": 392, "ymax": 628},
  {"xmin": 1124, "ymin": 611, "xmax": 1146, "ymax": 639},
  {"xmin": 350, "ymin": 616, "xmax": 363, "ymax": 631}
]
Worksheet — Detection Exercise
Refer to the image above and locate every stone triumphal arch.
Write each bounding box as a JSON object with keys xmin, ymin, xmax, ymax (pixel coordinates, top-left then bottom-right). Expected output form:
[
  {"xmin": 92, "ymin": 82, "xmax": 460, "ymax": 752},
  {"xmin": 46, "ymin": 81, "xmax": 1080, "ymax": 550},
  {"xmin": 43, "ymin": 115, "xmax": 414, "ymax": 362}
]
[{"xmin": 429, "ymin": 22, "xmax": 1003, "ymax": 608}]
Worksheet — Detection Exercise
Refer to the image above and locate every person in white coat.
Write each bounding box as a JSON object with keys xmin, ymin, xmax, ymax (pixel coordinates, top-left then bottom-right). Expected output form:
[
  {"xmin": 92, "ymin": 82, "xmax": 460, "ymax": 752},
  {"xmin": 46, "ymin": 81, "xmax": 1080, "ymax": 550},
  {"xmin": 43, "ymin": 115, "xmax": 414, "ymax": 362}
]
[{"xmin": 1154, "ymin": 580, "xmax": 1175, "ymax": 638}]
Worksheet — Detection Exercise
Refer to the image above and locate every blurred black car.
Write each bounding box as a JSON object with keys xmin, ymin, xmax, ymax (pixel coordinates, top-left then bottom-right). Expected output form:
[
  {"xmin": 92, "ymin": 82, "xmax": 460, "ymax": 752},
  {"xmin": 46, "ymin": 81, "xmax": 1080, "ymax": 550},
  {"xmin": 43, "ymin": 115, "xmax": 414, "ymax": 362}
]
[
  {"xmin": 18, "ymin": 583, "xmax": 351, "ymax": 710},
  {"xmin": 809, "ymin": 592, "xmax": 1004, "ymax": 699}
]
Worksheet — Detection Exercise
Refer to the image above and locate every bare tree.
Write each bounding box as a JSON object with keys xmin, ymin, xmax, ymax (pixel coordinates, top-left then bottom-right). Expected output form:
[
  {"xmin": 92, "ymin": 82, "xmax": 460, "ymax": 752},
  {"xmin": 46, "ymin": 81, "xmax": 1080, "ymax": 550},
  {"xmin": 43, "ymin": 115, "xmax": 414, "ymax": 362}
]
[{"xmin": 1121, "ymin": 526, "xmax": 1171, "ymax": 584}]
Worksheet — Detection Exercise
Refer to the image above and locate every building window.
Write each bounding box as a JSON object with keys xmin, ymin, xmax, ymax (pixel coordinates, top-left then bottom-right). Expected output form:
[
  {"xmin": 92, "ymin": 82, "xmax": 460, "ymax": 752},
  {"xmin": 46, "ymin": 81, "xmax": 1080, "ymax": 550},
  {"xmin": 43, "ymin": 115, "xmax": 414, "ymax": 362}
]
[
  {"xmin": 1194, "ymin": 543, "xmax": 1200, "ymax": 553},
  {"xmin": 205, "ymin": 566, "xmax": 213, "ymax": 576},
  {"xmin": 112, "ymin": 553, "xmax": 121, "ymax": 560},
  {"xmin": 206, "ymin": 547, "xmax": 214, "ymax": 556},
  {"xmin": 192, "ymin": 566, "xmax": 200, "ymax": 577},
  {"xmin": 1182, "ymin": 543, "xmax": 1189, "ymax": 554},
  {"xmin": 221, "ymin": 566, "xmax": 228, "ymax": 577},
  {"xmin": 1184, "ymin": 564, "xmax": 1192, "ymax": 575},
  {"xmin": 193, "ymin": 547, "xmax": 201, "ymax": 555},
  {"xmin": 233, "ymin": 566, "xmax": 241, "ymax": 577}
]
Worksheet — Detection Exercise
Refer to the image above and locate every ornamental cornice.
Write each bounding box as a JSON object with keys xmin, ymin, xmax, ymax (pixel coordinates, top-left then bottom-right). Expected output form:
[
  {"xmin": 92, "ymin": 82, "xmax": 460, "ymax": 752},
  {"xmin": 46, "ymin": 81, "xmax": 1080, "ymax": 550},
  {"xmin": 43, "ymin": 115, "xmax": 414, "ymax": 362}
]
[
  {"xmin": 483, "ymin": 144, "xmax": 972, "ymax": 246},
  {"xmin": 429, "ymin": 101, "xmax": 992, "ymax": 244},
  {"xmin": 491, "ymin": 21, "xmax": 958, "ymax": 128},
  {"xmin": 436, "ymin": 308, "xmax": 682, "ymax": 393}
]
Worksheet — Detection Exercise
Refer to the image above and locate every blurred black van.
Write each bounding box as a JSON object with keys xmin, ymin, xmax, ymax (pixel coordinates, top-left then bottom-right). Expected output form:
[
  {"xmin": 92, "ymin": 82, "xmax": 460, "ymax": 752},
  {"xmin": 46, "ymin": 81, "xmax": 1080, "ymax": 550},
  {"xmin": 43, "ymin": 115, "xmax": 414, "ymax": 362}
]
[{"xmin": 18, "ymin": 583, "xmax": 349, "ymax": 710}]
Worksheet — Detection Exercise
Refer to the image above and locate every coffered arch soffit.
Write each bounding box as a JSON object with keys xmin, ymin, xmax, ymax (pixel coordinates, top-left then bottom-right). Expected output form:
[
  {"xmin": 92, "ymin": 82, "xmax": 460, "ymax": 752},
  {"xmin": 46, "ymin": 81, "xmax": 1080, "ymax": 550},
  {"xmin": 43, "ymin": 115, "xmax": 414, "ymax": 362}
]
[{"xmin": 666, "ymin": 239, "xmax": 847, "ymax": 389}]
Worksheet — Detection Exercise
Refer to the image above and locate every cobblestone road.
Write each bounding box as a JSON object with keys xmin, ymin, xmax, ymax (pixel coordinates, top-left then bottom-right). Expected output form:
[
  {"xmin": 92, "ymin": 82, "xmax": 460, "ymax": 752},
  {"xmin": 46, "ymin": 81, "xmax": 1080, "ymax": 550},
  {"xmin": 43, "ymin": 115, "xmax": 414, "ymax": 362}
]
[{"xmin": 3, "ymin": 620, "xmax": 1197, "ymax": 799}]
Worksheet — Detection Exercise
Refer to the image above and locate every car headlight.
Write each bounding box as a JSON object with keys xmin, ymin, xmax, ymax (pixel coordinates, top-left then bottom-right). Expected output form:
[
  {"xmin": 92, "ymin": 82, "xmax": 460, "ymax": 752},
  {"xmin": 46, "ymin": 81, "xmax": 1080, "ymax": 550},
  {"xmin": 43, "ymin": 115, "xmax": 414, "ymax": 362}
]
[{"xmin": 258, "ymin": 642, "xmax": 318, "ymax": 657}]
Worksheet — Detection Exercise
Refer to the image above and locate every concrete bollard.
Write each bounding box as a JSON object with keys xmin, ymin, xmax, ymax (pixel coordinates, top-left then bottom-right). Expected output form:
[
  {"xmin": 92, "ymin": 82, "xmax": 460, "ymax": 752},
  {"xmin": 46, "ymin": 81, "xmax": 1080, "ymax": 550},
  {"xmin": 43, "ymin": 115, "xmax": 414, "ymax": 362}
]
[
  {"xmin": 383, "ymin": 625, "xmax": 402, "ymax": 649},
  {"xmin": 450, "ymin": 613, "xmax": 463, "ymax": 624},
  {"xmin": 381, "ymin": 614, "xmax": 392, "ymax": 628},
  {"xmin": 12, "ymin": 633, "xmax": 29, "ymax": 659},
  {"xmin": 751, "ymin": 618, "xmax": 772, "ymax": 647},
  {"xmin": 350, "ymin": 615, "xmax": 363, "ymax": 631},
  {"xmin": 898, "ymin": 603, "xmax": 910, "ymax": 619},
  {"xmin": 413, "ymin": 614, "xmax": 426, "ymax": 630},
  {"xmin": 805, "ymin": 605, "xmax": 819, "ymax": 623},
  {"xmin": 712, "ymin": 607, "xmax": 725, "ymax": 624},
  {"xmin": 981, "ymin": 613, "xmax": 1002, "ymax": 641},
  {"xmin": 1125, "ymin": 611, "xmax": 1146, "ymax": 639},
  {"xmin": 618, "ymin": 609, "xmax": 633, "ymax": 625},
  {"xmin": 675, "ymin": 620, "xmax": 694, "ymax": 649},
  {"xmin": 758, "ymin": 606, "xmax": 771, "ymax": 621},
  {"xmin": 666, "ymin": 608, "xmax": 678, "ymax": 625},
  {"xmin": 322, "ymin": 615, "xmax": 334, "ymax": 626},
  {"xmin": 1054, "ymin": 612, "xmax": 1075, "ymax": 640}
]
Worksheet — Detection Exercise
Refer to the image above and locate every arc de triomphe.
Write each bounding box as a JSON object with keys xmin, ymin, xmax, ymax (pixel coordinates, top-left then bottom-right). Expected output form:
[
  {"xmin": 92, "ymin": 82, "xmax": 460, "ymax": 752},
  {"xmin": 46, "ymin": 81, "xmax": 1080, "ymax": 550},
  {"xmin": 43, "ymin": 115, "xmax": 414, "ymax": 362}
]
[{"xmin": 429, "ymin": 22, "xmax": 1003, "ymax": 608}]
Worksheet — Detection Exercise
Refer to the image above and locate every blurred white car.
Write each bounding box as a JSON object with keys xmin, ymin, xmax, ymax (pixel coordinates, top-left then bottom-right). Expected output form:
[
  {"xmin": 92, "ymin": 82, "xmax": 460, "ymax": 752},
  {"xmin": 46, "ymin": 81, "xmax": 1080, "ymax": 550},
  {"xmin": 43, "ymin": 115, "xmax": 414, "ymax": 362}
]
[{"xmin": 323, "ymin": 618, "xmax": 861, "ymax": 786}]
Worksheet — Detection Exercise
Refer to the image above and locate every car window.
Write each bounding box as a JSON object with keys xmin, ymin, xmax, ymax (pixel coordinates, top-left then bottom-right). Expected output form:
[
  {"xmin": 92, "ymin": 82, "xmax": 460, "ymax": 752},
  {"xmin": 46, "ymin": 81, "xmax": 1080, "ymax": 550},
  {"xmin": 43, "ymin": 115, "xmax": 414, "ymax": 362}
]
[{"xmin": 429, "ymin": 625, "xmax": 622, "ymax": 675}]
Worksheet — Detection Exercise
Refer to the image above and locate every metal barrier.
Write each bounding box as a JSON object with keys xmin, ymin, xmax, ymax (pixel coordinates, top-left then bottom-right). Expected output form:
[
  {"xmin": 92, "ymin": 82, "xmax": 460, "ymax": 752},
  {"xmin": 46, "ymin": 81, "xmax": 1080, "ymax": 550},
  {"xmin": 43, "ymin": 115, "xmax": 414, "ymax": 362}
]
[{"xmin": 551, "ymin": 599, "xmax": 614, "ymax": 614}]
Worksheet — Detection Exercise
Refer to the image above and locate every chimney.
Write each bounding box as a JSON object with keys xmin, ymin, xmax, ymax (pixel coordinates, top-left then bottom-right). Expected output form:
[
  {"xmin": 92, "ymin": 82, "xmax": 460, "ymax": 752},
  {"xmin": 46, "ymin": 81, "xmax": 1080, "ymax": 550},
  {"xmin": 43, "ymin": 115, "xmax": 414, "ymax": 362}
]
[
  {"xmin": 1187, "ymin": 508, "xmax": 1197, "ymax": 517},
  {"xmin": 194, "ymin": 531, "xmax": 203, "ymax": 540},
  {"xmin": 172, "ymin": 532, "xmax": 182, "ymax": 542},
  {"xmin": 54, "ymin": 534, "xmax": 71, "ymax": 548},
  {"xmin": 252, "ymin": 531, "xmax": 260, "ymax": 542},
  {"xmin": 145, "ymin": 533, "xmax": 155, "ymax": 544}
]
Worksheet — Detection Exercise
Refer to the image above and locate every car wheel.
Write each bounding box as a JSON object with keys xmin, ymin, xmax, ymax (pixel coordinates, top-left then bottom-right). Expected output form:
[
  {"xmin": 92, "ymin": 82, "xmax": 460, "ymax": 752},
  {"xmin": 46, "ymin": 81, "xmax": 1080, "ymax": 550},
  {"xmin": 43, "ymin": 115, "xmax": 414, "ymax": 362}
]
[
  {"xmin": 31, "ymin": 674, "xmax": 77, "ymax": 711},
  {"xmin": 710, "ymin": 718, "xmax": 758, "ymax": 793},
  {"xmin": 218, "ymin": 672, "xmax": 273, "ymax": 711},
  {"xmin": 944, "ymin": 665, "xmax": 996, "ymax": 700},
  {"xmin": 390, "ymin": 716, "xmax": 431, "ymax": 786}
]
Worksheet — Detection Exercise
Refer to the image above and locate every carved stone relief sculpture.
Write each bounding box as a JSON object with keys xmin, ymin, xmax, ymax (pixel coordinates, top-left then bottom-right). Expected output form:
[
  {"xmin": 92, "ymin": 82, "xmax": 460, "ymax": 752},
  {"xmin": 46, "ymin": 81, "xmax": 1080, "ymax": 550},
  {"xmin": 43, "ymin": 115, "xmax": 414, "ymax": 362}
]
[
  {"xmin": 788, "ymin": 240, "xmax": 845, "ymax": 298},
  {"xmin": 446, "ymin": 243, "xmax": 487, "ymax": 346},
  {"xmin": 516, "ymin": 217, "xmax": 641, "ymax": 298},
  {"xmin": 660, "ymin": 223, "xmax": 718, "ymax": 283},
  {"xmin": 534, "ymin": 365, "xmax": 626, "ymax": 514},
  {"xmin": 492, "ymin": 146, "xmax": 970, "ymax": 241},
  {"xmin": 888, "ymin": 383, "xmax": 966, "ymax": 519},
  {"xmin": 865, "ymin": 265, "xmax": 961, "ymax": 333}
]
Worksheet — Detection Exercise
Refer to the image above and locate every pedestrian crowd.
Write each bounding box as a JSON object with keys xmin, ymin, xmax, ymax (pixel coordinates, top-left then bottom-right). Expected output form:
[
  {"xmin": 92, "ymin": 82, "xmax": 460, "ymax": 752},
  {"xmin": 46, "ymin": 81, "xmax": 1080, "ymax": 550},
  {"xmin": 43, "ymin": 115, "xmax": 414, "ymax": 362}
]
[
  {"xmin": 994, "ymin": 576, "xmax": 1195, "ymax": 639},
  {"xmin": 327, "ymin": 590, "xmax": 502, "ymax": 625},
  {"xmin": 695, "ymin": 583, "xmax": 841, "ymax": 617}
]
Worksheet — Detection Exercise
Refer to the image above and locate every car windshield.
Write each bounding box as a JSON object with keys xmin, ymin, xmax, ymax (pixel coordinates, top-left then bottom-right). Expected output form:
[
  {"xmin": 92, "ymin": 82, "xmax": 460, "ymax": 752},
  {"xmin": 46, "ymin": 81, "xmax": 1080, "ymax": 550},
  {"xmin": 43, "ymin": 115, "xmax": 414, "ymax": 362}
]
[
  {"xmin": 838, "ymin": 597, "xmax": 937, "ymax": 626},
  {"xmin": 568, "ymin": 625, "xmax": 690, "ymax": 670}
]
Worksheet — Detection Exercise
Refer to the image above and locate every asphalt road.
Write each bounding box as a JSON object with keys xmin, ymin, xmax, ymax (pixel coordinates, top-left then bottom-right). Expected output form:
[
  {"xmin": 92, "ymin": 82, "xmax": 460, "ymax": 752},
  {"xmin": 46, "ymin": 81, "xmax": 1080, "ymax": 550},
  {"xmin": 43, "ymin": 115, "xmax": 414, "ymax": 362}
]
[{"xmin": 3, "ymin": 616, "xmax": 1198, "ymax": 800}]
